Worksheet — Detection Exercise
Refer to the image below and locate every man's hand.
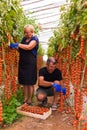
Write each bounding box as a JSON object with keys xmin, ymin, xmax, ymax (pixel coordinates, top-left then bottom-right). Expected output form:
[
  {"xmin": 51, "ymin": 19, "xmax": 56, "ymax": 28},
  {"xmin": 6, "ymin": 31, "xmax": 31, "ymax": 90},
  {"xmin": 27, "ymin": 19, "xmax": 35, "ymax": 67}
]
[
  {"xmin": 61, "ymin": 87, "xmax": 66, "ymax": 95},
  {"xmin": 53, "ymin": 83, "xmax": 66, "ymax": 95},
  {"xmin": 10, "ymin": 43, "xmax": 18, "ymax": 49},
  {"xmin": 52, "ymin": 83, "xmax": 61, "ymax": 92}
]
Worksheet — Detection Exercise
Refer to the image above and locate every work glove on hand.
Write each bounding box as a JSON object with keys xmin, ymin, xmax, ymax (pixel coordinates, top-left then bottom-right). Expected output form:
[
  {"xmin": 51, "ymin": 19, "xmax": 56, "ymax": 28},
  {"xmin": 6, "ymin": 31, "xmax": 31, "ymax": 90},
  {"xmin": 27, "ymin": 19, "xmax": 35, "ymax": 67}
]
[
  {"xmin": 52, "ymin": 83, "xmax": 61, "ymax": 92},
  {"xmin": 61, "ymin": 87, "xmax": 66, "ymax": 95},
  {"xmin": 10, "ymin": 43, "xmax": 18, "ymax": 49}
]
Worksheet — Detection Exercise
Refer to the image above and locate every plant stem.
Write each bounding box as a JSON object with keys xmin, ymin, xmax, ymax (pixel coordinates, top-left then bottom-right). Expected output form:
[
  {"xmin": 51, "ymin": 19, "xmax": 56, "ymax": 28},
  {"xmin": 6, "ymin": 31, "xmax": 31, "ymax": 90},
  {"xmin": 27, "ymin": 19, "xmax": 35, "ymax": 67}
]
[
  {"xmin": 2, "ymin": 43, "xmax": 6, "ymax": 82},
  {"xmin": 80, "ymin": 53, "xmax": 87, "ymax": 90}
]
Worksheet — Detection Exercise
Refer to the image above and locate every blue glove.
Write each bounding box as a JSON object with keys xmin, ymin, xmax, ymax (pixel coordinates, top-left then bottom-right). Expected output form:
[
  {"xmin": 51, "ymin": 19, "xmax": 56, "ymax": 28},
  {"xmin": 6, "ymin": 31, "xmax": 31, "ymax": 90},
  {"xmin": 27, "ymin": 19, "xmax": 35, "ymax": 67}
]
[
  {"xmin": 10, "ymin": 43, "xmax": 18, "ymax": 49},
  {"xmin": 61, "ymin": 87, "xmax": 66, "ymax": 95},
  {"xmin": 52, "ymin": 83, "xmax": 61, "ymax": 92}
]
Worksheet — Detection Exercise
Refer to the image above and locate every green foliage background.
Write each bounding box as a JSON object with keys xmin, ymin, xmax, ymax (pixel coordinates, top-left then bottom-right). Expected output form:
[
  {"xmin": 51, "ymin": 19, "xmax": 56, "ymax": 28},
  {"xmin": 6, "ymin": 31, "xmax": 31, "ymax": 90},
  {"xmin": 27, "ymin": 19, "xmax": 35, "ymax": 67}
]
[
  {"xmin": 38, "ymin": 43, "xmax": 45, "ymax": 56},
  {"xmin": 48, "ymin": 0, "xmax": 87, "ymax": 58},
  {"xmin": 0, "ymin": 0, "xmax": 39, "ymax": 44}
]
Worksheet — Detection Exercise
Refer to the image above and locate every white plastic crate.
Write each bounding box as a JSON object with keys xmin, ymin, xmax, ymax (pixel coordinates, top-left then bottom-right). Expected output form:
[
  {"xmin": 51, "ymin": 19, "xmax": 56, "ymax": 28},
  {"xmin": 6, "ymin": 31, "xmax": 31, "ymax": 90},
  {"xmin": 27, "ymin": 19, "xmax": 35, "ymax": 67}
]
[{"xmin": 16, "ymin": 104, "xmax": 52, "ymax": 120}]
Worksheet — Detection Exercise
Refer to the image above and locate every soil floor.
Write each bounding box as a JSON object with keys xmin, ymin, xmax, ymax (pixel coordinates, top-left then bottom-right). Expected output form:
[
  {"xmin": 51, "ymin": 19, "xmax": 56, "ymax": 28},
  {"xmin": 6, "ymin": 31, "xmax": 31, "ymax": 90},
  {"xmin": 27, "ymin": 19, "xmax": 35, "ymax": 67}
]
[
  {"xmin": 2, "ymin": 111, "xmax": 73, "ymax": 130},
  {"xmin": 1, "ymin": 96, "xmax": 74, "ymax": 130}
]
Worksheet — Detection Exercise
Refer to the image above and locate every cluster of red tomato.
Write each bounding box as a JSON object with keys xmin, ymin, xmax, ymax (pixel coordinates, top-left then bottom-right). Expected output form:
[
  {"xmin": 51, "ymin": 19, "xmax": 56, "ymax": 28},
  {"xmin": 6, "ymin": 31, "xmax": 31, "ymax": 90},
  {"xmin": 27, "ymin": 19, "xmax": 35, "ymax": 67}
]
[{"xmin": 21, "ymin": 104, "xmax": 49, "ymax": 115}]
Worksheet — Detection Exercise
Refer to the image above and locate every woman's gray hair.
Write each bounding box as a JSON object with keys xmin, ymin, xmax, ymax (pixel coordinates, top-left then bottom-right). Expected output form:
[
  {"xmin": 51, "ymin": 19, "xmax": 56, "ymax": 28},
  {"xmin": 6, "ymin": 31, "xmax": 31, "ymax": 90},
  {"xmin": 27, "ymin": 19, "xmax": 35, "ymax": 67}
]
[{"xmin": 47, "ymin": 57, "xmax": 57, "ymax": 65}]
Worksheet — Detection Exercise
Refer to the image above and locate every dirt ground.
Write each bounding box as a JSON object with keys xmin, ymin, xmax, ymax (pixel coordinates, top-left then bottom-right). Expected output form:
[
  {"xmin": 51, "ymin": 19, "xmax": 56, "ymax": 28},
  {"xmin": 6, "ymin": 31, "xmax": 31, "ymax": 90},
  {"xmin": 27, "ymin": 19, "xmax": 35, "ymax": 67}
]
[
  {"xmin": 2, "ymin": 111, "xmax": 73, "ymax": 130},
  {"xmin": 1, "ymin": 97, "xmax": 74, "ymax": 130}
]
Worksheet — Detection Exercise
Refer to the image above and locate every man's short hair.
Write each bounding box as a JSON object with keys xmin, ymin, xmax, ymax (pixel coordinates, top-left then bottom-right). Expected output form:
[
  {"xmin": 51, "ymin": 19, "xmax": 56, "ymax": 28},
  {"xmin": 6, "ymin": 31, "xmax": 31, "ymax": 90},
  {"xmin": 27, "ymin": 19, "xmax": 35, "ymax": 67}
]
[{"xmin": 47, "ymin": 57, "xmax": 57, "ymax": 65}]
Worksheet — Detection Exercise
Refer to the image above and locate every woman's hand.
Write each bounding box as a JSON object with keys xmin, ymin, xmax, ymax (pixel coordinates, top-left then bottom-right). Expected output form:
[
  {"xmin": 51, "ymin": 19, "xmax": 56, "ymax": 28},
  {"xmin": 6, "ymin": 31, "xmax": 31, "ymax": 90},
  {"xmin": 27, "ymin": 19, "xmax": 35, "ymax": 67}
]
[{"xmin": 10, "ymin": 43, "xmax": 18, "ymax": 49}]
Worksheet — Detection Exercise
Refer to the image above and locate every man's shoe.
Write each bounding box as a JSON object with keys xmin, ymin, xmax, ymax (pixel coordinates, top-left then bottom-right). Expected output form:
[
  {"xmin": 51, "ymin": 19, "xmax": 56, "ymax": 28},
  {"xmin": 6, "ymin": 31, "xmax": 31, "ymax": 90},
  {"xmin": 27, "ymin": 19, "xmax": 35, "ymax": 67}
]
[
  {"xmin": 51, "ymin": 104, "xmax": 58, "ymax": 111},
  {"xmin": 42, "ymin": 97, "xmax": 48, "ymax": 107},
  {"xmin": 27, "ymin": 102, "xmax": 33, "ymax": 106}
]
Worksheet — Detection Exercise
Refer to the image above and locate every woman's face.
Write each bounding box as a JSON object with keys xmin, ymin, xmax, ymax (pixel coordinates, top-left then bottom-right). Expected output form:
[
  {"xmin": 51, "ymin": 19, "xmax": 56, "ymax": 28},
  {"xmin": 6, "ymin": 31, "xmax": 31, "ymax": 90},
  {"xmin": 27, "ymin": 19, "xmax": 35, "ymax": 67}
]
[{"xmin": 24, "ymin": 28, "xmax": 34, "ymax": 38}]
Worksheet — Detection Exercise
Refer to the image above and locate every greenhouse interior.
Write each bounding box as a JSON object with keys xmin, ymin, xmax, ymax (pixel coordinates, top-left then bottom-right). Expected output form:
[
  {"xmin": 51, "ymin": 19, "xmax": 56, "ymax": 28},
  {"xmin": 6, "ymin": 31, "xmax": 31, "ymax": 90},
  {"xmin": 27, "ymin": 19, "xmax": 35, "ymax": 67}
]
[{"xmin": 0, "ymin": 0, "xmax": 87, "ymax": 130}]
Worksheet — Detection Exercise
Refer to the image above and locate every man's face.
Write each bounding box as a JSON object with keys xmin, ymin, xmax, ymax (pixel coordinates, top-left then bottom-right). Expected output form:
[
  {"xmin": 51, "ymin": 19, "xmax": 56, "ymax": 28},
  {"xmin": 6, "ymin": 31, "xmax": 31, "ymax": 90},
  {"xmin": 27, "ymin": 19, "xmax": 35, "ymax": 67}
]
[{"xmin": 46, "ymin": 62, "xmax": 56, "ymax": 73}]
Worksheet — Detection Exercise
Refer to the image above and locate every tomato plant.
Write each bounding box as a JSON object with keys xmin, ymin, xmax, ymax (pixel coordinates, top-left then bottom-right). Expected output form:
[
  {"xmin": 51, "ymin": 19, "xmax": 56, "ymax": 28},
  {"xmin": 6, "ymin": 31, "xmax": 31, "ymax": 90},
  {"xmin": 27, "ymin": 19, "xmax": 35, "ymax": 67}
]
[
  {"xmin": 2, "ymin": 95, "xmax": 21, "ymax": 125},
  {"xmin": 38, "ymin": 43, "xmax": 45, "ymax": 56},
  {"xmin": 48, "ymin": 0, "xmax": 87, "ymax": 59},
  {"xmin": 0, "ymin": 0, "xmax": 39, "ymax": 44}
]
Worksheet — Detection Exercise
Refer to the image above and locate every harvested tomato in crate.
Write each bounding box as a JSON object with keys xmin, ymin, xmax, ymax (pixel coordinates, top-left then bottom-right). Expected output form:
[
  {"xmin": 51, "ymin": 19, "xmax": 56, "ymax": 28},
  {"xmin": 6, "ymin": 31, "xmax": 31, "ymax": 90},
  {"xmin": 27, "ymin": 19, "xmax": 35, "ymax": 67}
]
[{"xmin": 16, "ymin": 104, "xmax": 52, "ymax": 120}]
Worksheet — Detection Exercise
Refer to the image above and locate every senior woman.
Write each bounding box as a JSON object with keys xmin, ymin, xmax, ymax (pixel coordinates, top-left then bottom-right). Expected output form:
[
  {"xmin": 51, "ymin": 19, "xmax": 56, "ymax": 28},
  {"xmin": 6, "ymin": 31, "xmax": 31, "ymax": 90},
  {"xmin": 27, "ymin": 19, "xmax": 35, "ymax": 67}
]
[{"xmin": 10, "ymin": 24, "xmax": 39, "ymax": 105}]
